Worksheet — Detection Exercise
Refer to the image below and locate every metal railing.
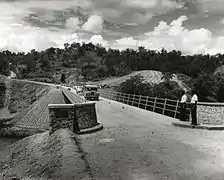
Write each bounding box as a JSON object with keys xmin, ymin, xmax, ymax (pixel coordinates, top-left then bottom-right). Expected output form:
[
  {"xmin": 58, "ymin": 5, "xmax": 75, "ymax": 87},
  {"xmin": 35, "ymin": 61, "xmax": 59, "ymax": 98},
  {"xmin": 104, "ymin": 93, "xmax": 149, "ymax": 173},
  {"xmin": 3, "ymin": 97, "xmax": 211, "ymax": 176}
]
[{"xmin": 100, "ymin": 90, "xmax": 191, "ymax": 120}]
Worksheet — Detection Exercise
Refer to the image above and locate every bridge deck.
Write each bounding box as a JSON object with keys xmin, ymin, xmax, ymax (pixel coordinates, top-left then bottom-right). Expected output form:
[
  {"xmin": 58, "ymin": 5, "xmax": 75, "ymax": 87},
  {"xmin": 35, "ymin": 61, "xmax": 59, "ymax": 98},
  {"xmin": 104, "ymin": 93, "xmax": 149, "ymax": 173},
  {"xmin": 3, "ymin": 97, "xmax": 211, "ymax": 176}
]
[{"xmin": 77, "ymin": 98, "xmax": 224, "ymax": 180}]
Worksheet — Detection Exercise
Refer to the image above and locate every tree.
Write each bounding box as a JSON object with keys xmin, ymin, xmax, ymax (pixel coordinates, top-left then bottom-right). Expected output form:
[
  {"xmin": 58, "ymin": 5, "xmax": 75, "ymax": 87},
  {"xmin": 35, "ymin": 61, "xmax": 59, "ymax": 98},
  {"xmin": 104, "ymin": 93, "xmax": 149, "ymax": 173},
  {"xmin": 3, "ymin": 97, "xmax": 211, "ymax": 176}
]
[
  {"xmin": 61, "ymin": 73, "xmax": 66, "ymax": 83},
  {"xmin": 119, "ymin": 75, "xmax": 152, "ymax": 96},
  {"xmin": 0, "ymin": 58, "xmax": 9, "ymax": 76},
  {"xmin": 161, "ymin": 72, "xmax": 174, "ymax": 87}
]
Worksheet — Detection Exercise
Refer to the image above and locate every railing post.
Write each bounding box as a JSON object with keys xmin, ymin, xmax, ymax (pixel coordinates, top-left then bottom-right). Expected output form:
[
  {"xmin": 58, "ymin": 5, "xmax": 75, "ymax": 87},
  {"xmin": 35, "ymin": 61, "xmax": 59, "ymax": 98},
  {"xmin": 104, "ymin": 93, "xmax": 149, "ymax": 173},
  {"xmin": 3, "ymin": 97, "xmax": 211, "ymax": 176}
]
[
  {"xmin": 162, "ymin": 98, "xmax": 167, "ymax": 115},
  {"xmin": 118, "ymin": 92, "xmax": 121, "ymax": 102},
  {"xmin": 122, "ymin": 93, "xmax": 125, "ymax": 103},
  {"xmin": 174, "ymin": 100, "xmax": 179, "ymax": 118},
  {"xmin": 127, "ymin": 94, "xmax": 130, "ymax": 104},
  {"xmin": 145, "ymin": 96, "xmax": 148, "ymax": 109},
  {"xmin": 108, "ymin": 91, "xmax": 111, "ymax": 99},
  {"xmin": 112, "ymin": 91, "xmax": 116, "ymax": 100},
  {"xmin": 132, "ymin": 94, "xmax": 135, "ymax": 106},
  {"xmin": 138, "ymin": 95, "xmax": 141, "ymax": 108},
  {"xmin": 110, "ymin": 91, "xmax": 113, "ymax": 100},
  {"xmin": 153, "ymin": 97, "xmax": 157, "ymax": 112}
]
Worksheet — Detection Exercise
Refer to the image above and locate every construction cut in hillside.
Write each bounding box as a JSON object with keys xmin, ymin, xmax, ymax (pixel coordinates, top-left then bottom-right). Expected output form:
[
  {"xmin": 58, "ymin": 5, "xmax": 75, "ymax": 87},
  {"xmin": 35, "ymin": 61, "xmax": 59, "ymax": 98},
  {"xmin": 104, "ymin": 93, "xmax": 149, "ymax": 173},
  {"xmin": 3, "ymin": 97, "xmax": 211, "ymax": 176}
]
[
  {"xmin": 0, "ymin": 129, "xmax": 91, "ymax": 180},
  {"xmin": 96, "ymin": 70, "xmax": 190, "ymax": 91}
]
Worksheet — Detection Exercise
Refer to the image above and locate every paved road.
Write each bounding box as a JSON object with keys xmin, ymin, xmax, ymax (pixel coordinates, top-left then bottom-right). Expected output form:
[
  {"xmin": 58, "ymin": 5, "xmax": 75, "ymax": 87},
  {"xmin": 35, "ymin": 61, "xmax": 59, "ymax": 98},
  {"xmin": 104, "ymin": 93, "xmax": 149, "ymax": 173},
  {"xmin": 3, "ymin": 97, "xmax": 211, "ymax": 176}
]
[{"xmin": 78, "ymin": 98, "xmax": 224, "ymax": 180}]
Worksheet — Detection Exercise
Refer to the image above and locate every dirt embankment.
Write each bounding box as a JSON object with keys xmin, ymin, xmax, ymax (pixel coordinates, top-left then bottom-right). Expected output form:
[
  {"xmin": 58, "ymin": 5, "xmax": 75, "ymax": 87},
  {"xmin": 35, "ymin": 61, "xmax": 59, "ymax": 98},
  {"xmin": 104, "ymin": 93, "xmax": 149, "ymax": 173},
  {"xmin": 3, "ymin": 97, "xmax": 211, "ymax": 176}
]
[
  {"xmin": 0, "ymin": 76, "xmax": 66, "ymax": 131},
  {"xmin": 96, "ymin": 70, "xmax": 191, "ymax": 91},
  {"xmin": 0, "ymin": 129, "xmax": 91, "ymax": 180},
  {"xmin": 0, "ymin": 76, "xmax": 51, "ymax": 120},
  {"xmin": 8, "ymin": 79, "xmax": 52, "ymax": 115}
]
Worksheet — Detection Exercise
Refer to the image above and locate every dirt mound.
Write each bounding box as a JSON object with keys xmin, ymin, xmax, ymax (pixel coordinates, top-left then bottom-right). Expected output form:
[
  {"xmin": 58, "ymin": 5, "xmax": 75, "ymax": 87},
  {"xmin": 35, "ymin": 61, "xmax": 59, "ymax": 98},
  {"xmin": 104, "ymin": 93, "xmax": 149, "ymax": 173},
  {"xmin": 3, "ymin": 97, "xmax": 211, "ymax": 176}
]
[
  {"xmin": 0, "ymin": 129, "xmax": 91, "ymax": 180},
  {"xmin": 15, "ymin": 89, "xmax": 66, "ymax": 130}
]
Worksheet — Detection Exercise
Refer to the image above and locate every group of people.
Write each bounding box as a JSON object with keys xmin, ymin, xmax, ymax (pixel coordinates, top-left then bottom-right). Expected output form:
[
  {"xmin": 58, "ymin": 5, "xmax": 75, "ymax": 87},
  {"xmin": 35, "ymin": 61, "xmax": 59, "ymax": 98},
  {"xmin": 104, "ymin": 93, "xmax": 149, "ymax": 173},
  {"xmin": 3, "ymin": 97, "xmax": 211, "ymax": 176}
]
[{"xmin": 179, "ymin": 90, "xmax": 198, "ymax": 126}]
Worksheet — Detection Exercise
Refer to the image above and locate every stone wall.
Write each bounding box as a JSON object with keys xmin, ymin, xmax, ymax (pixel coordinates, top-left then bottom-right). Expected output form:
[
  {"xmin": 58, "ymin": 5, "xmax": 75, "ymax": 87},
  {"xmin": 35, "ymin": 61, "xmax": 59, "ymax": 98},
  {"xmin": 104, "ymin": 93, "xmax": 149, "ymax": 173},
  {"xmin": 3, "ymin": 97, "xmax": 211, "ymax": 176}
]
[
  {"xmin": 48, "ymin": 103, "xmax": 99, "ymax": 134},
  {"xmin": 48, "ymin": 104, "xmax": 75, "ymax": 134},
  {"xmin": 75, "ymin": 103, "xmax": 98, "ymax": 129},
  {"xmin": 197, "ymin": 103, "xmax": 224, "ymax": 125}
]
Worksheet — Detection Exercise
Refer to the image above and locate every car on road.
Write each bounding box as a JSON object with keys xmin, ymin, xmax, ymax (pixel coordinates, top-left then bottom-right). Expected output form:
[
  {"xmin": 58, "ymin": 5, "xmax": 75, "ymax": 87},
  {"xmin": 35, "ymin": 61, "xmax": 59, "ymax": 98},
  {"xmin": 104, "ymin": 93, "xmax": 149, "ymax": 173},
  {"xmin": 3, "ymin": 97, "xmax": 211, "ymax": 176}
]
[{"xmin": 83, "ymin": 84, "xmax": 100, "ymax": 101}]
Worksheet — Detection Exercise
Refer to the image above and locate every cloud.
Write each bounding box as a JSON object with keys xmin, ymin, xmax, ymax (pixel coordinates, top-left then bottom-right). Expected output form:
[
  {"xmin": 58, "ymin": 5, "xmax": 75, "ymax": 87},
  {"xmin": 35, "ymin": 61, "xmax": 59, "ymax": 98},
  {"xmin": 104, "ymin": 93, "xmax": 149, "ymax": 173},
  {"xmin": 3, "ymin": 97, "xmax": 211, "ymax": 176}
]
[
  {"xmin": 92, "ymin": 0, "xmax": 184, "ymax": 25},
  {"xmin": 65, "ymin": 17, "xmax": 82, "ymax": 31},
  {"xmin": 112, "ymin": 15, "xmax": 224, "ymax": 55},
  {"xmin": 220, "ymin": 17, "xmax": 224, "ymax": 24},
  {"xmin": 1, "ymin": 0, "xmax": 224, "ymax": 56},
  {"xmin": 111, "ymin": 37, "xmax": 138, "ymax": 50},
  {"xmin": 123, "ymin": 0, "xmax": 157, "ymax": 8},
  {"xmin": 197, "ymin": 0, "xmax": 224, "ymax": 14},
  {"xmin": 131, "ymin": 12, "xmax": 154, "ymax": 25},
  {"xmin": 82, "ymin": 15, "xmax": 104, "ymax": 33},
  {"xmin": 122, "ymin": 0, "xmax": 183, "ymax": 9},
  {"xmin": 88, "ymin": 35, "xmax": 109, "ymax": 47},
  {"xmin": 13, "ymin": 0, "xmax": 92, "ymax": 11}
]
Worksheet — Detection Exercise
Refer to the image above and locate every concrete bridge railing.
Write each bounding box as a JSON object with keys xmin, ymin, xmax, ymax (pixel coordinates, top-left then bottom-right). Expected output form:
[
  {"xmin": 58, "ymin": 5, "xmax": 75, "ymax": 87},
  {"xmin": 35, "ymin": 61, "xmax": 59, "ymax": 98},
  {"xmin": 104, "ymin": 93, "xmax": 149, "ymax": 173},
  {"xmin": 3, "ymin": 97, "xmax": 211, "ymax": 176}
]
[
  {"xmin": 48, "ymin": 88, "xmax": 103, "ymax": 135},
  {"xmin": 99, "ymin": 90, "xmax": 224, "ymax": 125}
]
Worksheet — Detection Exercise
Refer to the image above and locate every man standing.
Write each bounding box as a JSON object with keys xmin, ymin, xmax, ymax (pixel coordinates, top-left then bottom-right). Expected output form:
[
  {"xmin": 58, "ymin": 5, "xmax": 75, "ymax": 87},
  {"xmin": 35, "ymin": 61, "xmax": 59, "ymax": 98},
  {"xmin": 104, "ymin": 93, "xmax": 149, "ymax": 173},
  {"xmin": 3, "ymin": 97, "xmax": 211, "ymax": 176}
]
[
  {"xmin": 190, "ymin": 90, "xmax": 198, "ymax": 126},
  {"xmin": 180, "ymin": 90, "xmax": 187, "ymax": 121}
]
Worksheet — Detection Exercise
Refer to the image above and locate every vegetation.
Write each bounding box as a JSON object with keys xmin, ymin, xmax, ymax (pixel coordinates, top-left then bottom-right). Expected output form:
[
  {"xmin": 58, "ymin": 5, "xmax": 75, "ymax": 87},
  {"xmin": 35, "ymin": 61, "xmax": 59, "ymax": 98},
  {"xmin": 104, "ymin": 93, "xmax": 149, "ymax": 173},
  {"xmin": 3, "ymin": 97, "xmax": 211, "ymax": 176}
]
[
  {"xmin": 0, "ymin": 42, "xmax": 224, "ymax": 101},
  {"xmin": 0, "ymin": 117, "xmax": 15, "ymax": 130},
  {"xmin": 118, "ymin": 74, "xmax": 184, "ymax": 100}
]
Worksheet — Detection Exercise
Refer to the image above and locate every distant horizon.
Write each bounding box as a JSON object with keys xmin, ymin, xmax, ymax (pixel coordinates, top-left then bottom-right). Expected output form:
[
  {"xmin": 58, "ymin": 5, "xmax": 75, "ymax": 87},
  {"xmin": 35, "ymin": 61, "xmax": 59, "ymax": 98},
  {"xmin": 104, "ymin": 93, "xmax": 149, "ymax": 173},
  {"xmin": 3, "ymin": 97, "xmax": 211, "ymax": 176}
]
[{"xmin": 1, "ymin": 0, "xmax": 224, "ymax": 55}]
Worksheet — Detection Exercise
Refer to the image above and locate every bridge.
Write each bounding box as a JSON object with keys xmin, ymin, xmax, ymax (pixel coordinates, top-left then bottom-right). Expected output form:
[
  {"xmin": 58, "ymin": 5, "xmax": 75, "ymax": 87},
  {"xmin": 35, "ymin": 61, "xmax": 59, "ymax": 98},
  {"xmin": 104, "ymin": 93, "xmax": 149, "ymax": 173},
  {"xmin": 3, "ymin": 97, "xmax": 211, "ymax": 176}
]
[{"xmin": 1, "ymin": 77, "xmax": 224, "ymax": 179}]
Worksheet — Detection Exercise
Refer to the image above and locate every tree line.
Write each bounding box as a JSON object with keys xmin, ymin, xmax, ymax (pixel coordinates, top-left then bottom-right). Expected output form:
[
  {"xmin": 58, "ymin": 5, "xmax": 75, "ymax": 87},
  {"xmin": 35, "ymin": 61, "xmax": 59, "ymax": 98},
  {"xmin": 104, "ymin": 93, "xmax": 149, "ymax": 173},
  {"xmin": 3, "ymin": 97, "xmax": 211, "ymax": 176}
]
[{"xmin": 0, "ymin": 42, "xmax": 224, "ymax": 102}]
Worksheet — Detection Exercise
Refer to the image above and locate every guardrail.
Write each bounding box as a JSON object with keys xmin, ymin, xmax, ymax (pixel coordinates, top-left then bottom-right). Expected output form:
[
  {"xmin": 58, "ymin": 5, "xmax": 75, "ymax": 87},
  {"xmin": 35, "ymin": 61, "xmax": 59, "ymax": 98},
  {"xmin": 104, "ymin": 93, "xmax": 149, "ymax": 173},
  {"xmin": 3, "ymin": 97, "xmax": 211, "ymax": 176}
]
[
  {"xmin": 100, "ymin": 90, "xmax": 224, "ymax": 125},
  {"xmin": 99, "ymin": 90, "xmax": 191, "ymax": 120}
]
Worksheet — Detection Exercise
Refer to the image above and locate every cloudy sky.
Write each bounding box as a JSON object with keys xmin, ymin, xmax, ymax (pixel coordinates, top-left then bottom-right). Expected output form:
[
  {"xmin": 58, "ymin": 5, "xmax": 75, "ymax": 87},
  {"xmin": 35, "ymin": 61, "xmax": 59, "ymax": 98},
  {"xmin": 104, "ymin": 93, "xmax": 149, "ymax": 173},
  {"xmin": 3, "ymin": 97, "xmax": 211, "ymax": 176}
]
[{"xmin": 1, "ymin": 0, "xmax": 224, "ymax": 55}]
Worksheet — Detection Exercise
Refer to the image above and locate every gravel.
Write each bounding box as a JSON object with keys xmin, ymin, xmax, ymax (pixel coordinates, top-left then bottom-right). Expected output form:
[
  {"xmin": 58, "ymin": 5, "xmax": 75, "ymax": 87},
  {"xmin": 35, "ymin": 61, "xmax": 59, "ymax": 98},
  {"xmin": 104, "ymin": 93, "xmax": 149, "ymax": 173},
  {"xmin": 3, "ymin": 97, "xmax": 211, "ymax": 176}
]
[{"xmin": 0, "ymin": 129, "xmax": 91, "ymax": 180}]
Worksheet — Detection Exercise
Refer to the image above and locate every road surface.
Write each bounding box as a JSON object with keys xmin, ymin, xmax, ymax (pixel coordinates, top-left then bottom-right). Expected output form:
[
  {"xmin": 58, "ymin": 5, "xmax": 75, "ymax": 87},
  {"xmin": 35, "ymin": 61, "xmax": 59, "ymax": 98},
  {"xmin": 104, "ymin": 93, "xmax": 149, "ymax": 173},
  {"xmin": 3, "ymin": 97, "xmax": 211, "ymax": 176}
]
[{"xmin": 78, "ymin": 98, "xmax": 224, "ymax": 180}]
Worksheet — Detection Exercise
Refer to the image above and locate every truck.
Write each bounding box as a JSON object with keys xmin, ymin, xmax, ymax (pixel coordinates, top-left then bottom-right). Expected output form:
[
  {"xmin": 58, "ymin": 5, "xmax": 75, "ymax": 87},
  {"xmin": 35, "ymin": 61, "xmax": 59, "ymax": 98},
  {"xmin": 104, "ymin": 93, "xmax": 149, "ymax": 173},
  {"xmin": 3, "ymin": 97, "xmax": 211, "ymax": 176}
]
[{"xmin": 83, "ymin": 84, "xmax": 100, "ymax": 101}]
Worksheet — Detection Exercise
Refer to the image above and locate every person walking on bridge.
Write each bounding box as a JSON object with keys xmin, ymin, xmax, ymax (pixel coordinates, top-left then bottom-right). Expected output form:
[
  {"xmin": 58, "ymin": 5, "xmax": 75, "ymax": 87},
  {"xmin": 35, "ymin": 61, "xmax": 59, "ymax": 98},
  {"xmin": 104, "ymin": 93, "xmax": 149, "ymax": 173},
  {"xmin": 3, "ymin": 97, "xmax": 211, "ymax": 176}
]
[
  {"xmin": 180, "ymin": 90, "xmax": 187, "ymax": 121},
  {"xmin": 190, "ymin": 90, "xmax": 198, "ymax": 126}
]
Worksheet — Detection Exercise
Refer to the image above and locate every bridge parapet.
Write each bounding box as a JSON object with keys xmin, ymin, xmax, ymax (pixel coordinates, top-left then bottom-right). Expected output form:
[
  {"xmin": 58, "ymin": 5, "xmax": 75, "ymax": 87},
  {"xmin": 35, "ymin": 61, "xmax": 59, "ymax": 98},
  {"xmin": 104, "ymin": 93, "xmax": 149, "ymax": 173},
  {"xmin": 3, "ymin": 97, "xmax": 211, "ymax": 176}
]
[
  {"xmin": 62, "ymin": 89, "xmax": 87, "ymax": 104},
  {"xmin": 48, "ymin": 89, "xmax": 103, "ymax": 135},
  {"xmin": 197, "ymin": 102, "xmax": 224, "ymax": 125}
]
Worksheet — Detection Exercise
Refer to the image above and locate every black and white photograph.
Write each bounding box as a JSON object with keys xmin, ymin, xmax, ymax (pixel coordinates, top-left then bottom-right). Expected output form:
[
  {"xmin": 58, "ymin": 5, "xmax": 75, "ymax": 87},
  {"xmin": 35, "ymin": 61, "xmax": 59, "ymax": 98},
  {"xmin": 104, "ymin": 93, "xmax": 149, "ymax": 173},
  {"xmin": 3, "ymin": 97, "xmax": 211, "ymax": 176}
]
[{"xmin": 0, "ymin": 0, "xmax": 224, "ymax": 179}]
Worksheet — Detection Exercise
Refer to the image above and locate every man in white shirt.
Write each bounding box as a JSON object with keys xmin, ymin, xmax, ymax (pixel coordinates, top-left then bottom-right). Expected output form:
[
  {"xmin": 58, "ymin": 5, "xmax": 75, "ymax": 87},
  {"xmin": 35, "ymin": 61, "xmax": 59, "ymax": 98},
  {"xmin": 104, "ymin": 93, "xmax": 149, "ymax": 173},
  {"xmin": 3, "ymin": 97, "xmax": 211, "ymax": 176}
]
[
  {"xmin": 180, "ymin": 90, "xmax": 187, "ymax": 121},
  {"xmin": 190, "ymin": 90, "xmax": 198, "ymax": 126}
]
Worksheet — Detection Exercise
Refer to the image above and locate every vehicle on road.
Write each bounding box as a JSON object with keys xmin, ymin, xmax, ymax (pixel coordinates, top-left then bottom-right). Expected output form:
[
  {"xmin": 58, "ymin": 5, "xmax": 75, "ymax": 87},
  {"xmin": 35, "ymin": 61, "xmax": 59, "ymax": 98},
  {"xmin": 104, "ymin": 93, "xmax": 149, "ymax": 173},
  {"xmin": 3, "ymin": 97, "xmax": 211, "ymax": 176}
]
[
  {"xmin": 74, "ymin": 85, "xmax": 83, "ymax": 94},
  {"xmin": 83, "ymin": 84, "xmax": 100, "ymax": 101}
]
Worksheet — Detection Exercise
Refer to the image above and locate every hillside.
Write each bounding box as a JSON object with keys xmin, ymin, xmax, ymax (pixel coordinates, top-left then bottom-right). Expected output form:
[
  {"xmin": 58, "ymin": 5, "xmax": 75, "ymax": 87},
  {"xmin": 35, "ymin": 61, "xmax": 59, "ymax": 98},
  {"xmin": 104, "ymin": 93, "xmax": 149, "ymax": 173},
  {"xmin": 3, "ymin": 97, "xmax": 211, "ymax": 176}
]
[
  {"xmin": 1, "ymin": 42, "xmax": 224, "ymax": 101},
  {"xmin": 0, "ymin": 129, "xmax": 90, "ymax": 180},
  {"xmin": 96, "ymin": 70, "xmax": 191, "ymax": 91}
]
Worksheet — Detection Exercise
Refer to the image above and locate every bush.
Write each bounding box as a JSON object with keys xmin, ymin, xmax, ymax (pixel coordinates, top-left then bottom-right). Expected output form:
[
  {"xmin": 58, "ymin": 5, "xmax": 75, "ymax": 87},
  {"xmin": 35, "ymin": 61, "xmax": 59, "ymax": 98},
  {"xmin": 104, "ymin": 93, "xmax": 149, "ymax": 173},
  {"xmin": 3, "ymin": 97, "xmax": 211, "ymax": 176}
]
[
  {"xmin": 119, "ymin": 74, "xmax": 183, "ymax": 100},
  {"xmin": 0, "ymin": 117, "xmax": 15, "ymax": 129}
]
